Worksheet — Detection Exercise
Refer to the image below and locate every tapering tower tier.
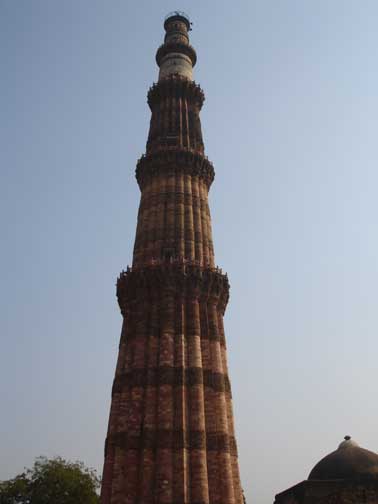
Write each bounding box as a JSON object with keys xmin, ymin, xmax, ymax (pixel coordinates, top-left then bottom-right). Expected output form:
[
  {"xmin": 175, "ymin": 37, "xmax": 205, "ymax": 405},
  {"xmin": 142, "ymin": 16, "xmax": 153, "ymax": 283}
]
[
  {"xmin": 157, "ymin": 12, "xmax": 197, "ymax": 81},
  {"xmin": 101, "ymin": 12, "xmax": 243, "ymax": 504}
]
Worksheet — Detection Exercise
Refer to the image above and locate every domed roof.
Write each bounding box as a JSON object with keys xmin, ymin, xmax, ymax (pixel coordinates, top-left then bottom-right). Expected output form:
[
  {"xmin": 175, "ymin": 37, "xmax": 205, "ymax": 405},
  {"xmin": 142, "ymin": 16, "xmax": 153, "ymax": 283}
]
[{"xmin": 308, "ymin": 436, "xmax": 378, "ymax": 480}]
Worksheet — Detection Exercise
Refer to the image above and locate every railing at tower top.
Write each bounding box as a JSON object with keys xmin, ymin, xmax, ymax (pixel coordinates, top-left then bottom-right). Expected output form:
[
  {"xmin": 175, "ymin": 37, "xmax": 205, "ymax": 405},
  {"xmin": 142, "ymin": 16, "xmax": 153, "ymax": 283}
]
[
  {"xmin": 164, "ymin": 11, "xmax": 192, "ymax": 30},
  {"xmin": 164, "ymin": 10, "xmax": 190, "ymax": 22}
]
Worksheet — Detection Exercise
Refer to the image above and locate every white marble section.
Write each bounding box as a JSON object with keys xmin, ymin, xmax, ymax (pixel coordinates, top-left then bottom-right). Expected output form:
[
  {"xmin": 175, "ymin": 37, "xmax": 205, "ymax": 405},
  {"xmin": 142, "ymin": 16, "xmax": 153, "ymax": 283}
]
[{"xmin": 158, "ymin": 53, "xmax": 193, "ymax": 81}]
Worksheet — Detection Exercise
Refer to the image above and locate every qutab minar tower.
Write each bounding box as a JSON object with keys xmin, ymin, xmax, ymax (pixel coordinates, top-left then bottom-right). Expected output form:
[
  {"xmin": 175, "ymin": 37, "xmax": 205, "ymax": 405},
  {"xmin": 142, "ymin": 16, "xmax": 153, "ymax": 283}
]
[{"xmin": 101, "ymin": 12, "xmax": 243, "ymax": 504}]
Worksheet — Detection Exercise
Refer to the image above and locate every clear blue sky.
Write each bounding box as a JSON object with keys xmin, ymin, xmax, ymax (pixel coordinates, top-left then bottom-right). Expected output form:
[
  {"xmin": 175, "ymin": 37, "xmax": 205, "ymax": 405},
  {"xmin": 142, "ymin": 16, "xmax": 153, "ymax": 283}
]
[{"xmin": 1, "ymin": 1, "xmax": 378, "ymax": 503}]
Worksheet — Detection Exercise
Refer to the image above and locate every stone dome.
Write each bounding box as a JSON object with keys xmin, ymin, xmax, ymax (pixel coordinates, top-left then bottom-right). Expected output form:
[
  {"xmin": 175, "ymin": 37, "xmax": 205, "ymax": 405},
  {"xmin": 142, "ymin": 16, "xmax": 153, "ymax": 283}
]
[{"xmin": 308, "ymin": 436, "xmax": 378, "ymax": 480}]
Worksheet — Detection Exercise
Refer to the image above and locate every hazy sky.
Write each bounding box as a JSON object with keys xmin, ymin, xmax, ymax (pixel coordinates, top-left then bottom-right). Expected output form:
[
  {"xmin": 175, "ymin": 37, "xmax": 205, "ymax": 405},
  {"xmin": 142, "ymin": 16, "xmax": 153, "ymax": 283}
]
[{"xmin": 1, "ymin": 1, "xmax": 378, "ymax": 503}]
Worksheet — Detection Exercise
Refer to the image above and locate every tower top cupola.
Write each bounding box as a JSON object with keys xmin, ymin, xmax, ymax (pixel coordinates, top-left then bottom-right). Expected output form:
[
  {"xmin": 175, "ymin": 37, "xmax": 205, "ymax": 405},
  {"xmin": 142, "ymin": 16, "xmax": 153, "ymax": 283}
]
[{"xmin": 156, "ymin": 11, "xmax": 197, "ymax": 81}]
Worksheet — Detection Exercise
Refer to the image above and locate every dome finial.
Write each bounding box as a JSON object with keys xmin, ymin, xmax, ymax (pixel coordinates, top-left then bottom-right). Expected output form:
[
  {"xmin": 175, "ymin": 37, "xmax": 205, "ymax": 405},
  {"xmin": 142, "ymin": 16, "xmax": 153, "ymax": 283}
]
[{"xmin": 338, "ymin": 436, "xmax": 359, "ymax": 450}]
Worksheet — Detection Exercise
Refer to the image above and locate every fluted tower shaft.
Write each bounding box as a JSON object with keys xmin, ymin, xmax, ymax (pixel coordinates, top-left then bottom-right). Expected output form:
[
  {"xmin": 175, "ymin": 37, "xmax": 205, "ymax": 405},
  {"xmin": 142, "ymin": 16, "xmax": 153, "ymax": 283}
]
[{"xmin": 101, "ymin": 13, "xmax": 243, "ymax": 504}]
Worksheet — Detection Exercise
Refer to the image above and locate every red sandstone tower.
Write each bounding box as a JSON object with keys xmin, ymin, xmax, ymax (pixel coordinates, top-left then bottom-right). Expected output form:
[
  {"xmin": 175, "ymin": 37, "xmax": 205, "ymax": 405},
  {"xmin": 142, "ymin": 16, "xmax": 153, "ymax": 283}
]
[{"xmin": 101, "ymin": 12, "xmax": 243, "ymax": 504}]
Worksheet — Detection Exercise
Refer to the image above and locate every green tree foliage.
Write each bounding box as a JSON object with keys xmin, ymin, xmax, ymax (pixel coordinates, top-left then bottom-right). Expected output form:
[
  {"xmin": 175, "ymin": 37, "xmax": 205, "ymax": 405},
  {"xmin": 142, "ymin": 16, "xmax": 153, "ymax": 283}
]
[{"xmin": 0, "ymin": 456, "xmax": 100, "ymax": 504}]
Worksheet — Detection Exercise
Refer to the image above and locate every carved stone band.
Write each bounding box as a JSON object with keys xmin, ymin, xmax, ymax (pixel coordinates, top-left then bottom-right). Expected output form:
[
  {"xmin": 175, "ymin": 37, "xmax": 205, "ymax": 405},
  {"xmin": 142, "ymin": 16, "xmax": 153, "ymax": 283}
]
[
  {"xmin": 106, "ymin": 429, "xmax": 237, "ymax": 455},
  {"xmin": 112, "ymin": 366, "xmax": 231, "ymax": 395},
  {"xmin": 148, "ymin": 75, "xmax": 204, "ymax": 109},
  {"xmin": 156, "ymin": 42, "xmax": 197, "ymax": 67},
  {"xmin": 136, "ymin": 149, "xmax": 215, "ymax": 190},
  {"xmin": 121, "ymin": 319, "xmax": 227, "ymax": 347},
  {"xmin": 117, "ymin": 265, "xmax": 230, "ymax": 314}
]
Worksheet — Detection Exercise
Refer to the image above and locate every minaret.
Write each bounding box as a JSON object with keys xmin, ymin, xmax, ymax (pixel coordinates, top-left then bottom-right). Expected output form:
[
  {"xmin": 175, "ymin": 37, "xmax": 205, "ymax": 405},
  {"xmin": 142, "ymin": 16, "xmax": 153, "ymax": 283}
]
[{"xmin": 101, "ymin": 12, "xmax": 243, "ymax": 504}]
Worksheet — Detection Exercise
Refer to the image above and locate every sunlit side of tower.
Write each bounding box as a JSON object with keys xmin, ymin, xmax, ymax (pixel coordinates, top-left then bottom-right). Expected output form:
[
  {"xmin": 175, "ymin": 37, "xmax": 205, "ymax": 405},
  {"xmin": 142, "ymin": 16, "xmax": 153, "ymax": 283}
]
[{"xmin": 101, "ymin": 13, "xmax": 243, "ymax": 504}]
